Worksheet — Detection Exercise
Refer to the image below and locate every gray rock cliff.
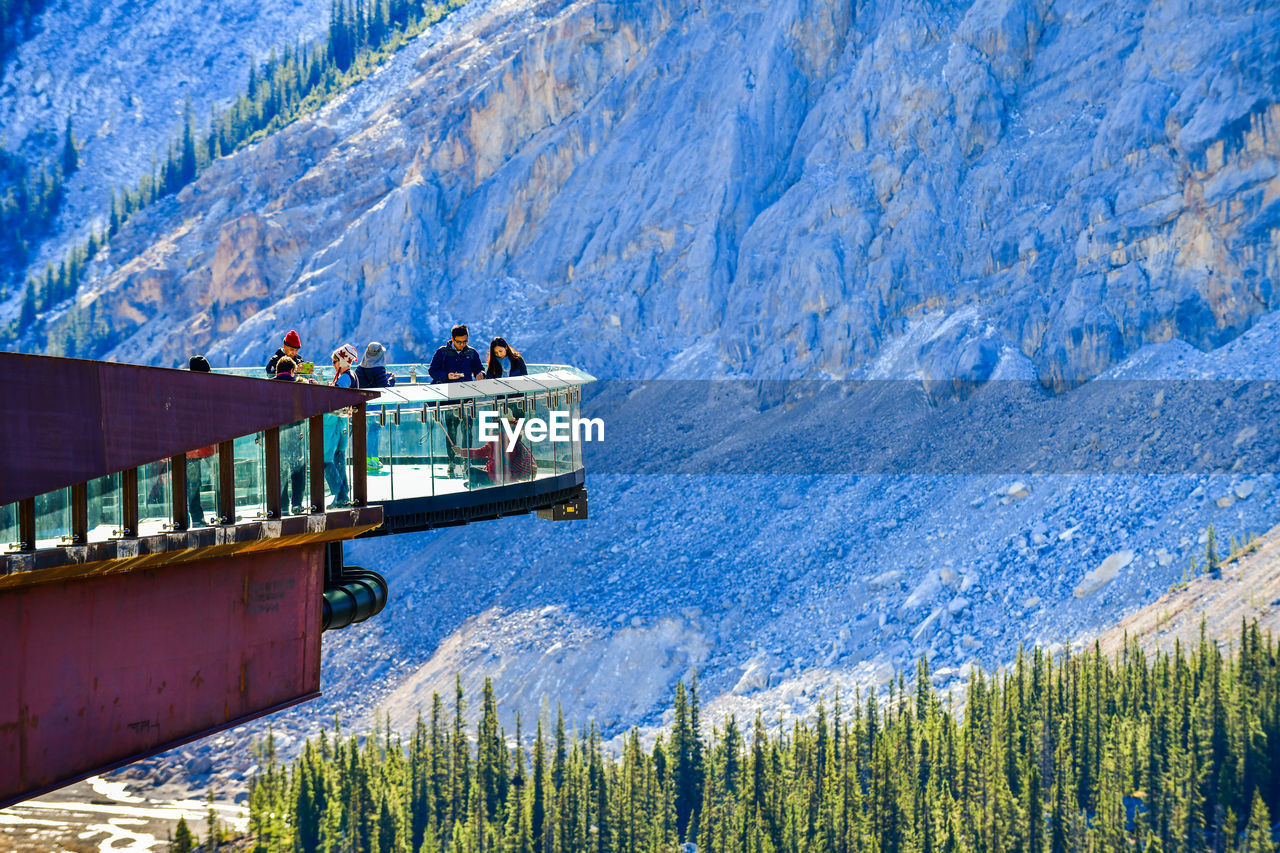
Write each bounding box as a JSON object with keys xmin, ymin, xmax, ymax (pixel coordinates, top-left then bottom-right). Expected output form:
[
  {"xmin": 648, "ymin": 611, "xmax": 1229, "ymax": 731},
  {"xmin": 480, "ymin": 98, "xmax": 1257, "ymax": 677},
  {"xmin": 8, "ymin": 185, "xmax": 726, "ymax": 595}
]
[{"xmin": 30, "ymin": 0, "xmax": 1278, "ymax": 388}]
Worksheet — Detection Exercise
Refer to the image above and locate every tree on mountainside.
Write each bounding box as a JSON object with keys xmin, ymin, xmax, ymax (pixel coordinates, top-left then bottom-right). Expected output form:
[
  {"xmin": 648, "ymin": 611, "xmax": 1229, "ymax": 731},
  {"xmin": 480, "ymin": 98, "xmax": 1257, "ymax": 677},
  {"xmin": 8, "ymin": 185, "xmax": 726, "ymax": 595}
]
[
  {"xmin": 171, "ymin": 815, "xmax": 194, "ymax": 853},
  {"xmin": 61, "ymin": 115, "xmax": 78, "ymax": 176},
  {"xmin": 1242, "ymin": 791, "xmax": 1276, "ymax": 853},
  {"xmin": 1207, "ymin": 525, "xmax": 1222, "ymax": 578},
  {"xmin": 180, "ymin": 98, "xmax": 197, "ymax": 187}
]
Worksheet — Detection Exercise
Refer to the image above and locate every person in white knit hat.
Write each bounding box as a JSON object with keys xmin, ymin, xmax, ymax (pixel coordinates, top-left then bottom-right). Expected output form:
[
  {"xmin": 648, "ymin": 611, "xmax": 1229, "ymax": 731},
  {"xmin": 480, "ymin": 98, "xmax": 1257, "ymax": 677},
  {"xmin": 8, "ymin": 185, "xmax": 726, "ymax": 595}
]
[
  {"xmin": 330, "ymin": 343, "xmax": 360, "ymax": 388},
  {"xmin": 323, "ymin": 343, "xmax": 361, "ymax": 506}
]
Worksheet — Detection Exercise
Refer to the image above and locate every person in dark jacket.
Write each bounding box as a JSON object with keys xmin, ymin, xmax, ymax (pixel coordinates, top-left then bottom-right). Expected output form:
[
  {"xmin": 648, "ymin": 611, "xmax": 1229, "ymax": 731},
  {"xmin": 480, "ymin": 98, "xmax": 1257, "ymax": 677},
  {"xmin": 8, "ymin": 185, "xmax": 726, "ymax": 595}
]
[
  {"xmin": 273, "ymin": 357, "xmax": 308, "ymax": 513},
  {"xmin": 353, "ymin": 341, "xmax": 396, "ymax": 388},
  {"xmin": 186, "ymin": 355, "xmax": 216, "ymax": 525},
  {"xmin": 428, "ymin": 325, "xmax": 484, "ymax": 384},
  {"xmin": 266, "ymin": 329, "xmax": 303, "ymax": 376},
  {"xmin": 485, "ymin": 337, "xmax": 528, "ymax": 379},
  {"xmin": 354, "ymin": 342, "xmax": 395, "ymax": 473},
  {"xmin": 429, "ymin": 326, "xmax": 484, "ymax": 476}
]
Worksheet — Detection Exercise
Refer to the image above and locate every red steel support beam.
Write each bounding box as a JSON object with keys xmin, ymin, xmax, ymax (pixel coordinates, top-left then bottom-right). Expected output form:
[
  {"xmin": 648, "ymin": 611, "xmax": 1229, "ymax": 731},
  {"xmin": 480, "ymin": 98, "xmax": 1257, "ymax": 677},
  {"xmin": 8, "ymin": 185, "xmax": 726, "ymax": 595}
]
[
  {"xmin": 17, "ymin": 499, "xmax": 34, "ymax": 552},
  {"xmin": 120, "ymin": 468, "xmax": 138, "ymax": 538},
  {"xmin": 264, "ymin": 428, "xmax": 281, "ymax": 519},
  {"xmin": 69, "ymin": 483, "xmax": 88, "ymax": 545},
  {"xmin": 309, "ymin": 415, "xmax": 325, "ymax": 513},
  {"xmin": 169, "ymin": 454, "xmax": 188, "ymax": 531},
  {"xmin": 351, "ymin": 404, "xmax": 367, "ymax": 507},
  {"xmin": 218, "ymin": 441, "xmax": 235, "ymax": 524},
  {"xmin": 0, "ymin": 546, "xmax": 326, "ymax": 807}
]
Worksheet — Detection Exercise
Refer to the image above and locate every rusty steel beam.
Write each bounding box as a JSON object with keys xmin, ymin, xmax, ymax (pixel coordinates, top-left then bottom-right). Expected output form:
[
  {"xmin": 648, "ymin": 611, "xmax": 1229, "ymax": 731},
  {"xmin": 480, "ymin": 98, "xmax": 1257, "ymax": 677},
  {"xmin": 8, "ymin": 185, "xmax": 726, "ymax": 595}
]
[
  {"xmin": 0, "ymin": 546, "xmax": 327, "ymax": 807},
  {"xmin": 120, "ymin": 469, "xmax": 138, "ymax": 538},
  {"xmin": 0, "ymin": 505, "xmax": 383, "ymax": 590},
  {"xmin": 217, "ymin": 441, "xmax": 235, "ymax": 524},
  {"xmin": 309, "ymin": 414, "xmax": 326, "ymax": 514},
  {"xmin": 0, "ymin": 353, "xmax": 375, "ymax": 505},
  {"xmin": 169, "ymin": 454, "xmax": 188, "ymax": 532},
  {"xmin": 351, "ymin": 404, "xmax": 367, "ymax": 507}
]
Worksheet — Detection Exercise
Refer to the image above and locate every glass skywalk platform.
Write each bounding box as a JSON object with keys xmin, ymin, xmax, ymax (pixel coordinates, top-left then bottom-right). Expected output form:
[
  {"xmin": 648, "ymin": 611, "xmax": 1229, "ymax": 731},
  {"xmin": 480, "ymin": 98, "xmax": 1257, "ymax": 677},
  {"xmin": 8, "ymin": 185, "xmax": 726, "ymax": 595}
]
[{"xmin": 0, "ymin": 364, "xmax": 595, "ymax": 554}]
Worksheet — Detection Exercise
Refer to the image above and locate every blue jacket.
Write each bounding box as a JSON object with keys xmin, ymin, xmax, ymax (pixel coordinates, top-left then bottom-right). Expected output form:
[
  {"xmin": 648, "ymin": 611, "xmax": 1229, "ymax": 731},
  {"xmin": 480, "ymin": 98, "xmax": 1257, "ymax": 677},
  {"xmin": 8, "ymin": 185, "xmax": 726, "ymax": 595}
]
[
  {"xmin": 429, "ymin": 344, "xmax": 483, "ymax": 383},
  {"xmin": 266, "ymin": 347, "xmax": 300, "ymax": 376},
  {"xmin": 354, "ymin": 365, "xmax": 396, "ymax": 388},
  {"xmin": 489, "ymin": 353, "xmax": 528, "ymax": 379}
]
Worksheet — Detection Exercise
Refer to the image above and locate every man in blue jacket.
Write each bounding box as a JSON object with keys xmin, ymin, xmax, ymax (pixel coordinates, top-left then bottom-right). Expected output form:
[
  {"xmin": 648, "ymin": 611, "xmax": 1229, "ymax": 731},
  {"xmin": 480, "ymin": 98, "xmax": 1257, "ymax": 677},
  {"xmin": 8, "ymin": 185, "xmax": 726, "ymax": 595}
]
[
  {"xmin": 428, "ymin": 325, "xmax": 485, "ymax": 383},
  {"xmin": 429, "ymin": 325, "xmax": 485, "ymax": 477}
]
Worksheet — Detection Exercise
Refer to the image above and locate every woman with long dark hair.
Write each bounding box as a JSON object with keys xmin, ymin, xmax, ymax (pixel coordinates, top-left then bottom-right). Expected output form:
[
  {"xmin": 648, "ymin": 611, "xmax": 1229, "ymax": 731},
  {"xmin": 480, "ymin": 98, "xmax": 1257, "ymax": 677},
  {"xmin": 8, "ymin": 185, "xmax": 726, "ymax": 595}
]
[{"xmin": 485, "ymin": 337, "xmax": 527, "ymax": 379}]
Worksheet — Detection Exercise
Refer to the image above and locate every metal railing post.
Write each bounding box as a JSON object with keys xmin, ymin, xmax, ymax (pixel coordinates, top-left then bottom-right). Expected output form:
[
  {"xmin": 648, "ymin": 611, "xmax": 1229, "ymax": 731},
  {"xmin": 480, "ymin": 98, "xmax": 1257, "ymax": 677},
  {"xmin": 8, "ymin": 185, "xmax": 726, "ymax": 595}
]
[
  {"xmin": 265, "ymin": 427, "xmax": 281, "ymax": 519},
  {"xmin": 70, "ymin": 482, "xmax": 88, "ymax": 544},
  {"xmin": 309, "ymin": 415, "xmax": 326, "ymax": 513},
  {"xmin": 218, "ymin": 440, "xmax": 235, "ymax": 524},
  {"xmin": 351, "ymin": 403, "xmax": 367, "ymax": 507},
  {"xmin": 121, "ymin": 468, "xmax": 138, "ymax": 537},
  {"xmin": 17, "ymin": 497, "xmax": 35, "ymax": 551},
  {"xmin": 169, "ymin": 454, "xmax": 188, "ymax": 531}
]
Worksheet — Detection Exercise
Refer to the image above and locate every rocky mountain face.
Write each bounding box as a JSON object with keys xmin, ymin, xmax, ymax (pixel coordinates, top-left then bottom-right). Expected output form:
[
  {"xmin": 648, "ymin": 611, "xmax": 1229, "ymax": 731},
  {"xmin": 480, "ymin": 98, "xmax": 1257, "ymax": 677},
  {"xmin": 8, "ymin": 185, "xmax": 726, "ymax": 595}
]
[
  {"xmin": 0, "ymin": 0, "xmax": 330, "ymax": 277},
  {"xmin": 3, "ymin": 0, "xmax": 1280, "ymax": 789},
  {"xmin": 21, "ymin": 0, "xmax": 1280, "ymax": 390}
]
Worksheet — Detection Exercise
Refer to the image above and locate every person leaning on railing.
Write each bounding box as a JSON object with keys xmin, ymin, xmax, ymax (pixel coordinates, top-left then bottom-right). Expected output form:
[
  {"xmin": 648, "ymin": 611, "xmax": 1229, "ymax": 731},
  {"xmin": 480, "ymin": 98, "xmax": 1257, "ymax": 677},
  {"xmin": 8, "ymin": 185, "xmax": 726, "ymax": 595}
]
[
  {"xmin": 322, "ymin": 344, "xmax": 360, "ymax": 506},
  {"xmin": 485, "ymin": 336, "xmax": 527, "ymax": 379},
  {"xmin": 355, "ymin": 342, "xmax": 395, "ymax": 474},
  {"xmin": 429, "ymin": 325, "xmax": 484, "ymax": 477},
  {"xmin": 266, "ymin": 329, "xmax": 305, "ymax": 376},
  {"xmin": 445, "ymin": 411, "xmax": 537, "ymax": 489}
]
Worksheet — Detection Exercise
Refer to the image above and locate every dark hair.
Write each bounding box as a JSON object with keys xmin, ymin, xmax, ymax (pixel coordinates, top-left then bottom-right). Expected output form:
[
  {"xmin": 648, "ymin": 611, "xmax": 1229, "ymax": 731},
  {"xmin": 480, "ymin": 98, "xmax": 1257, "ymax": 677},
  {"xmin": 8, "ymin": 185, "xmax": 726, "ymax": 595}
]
[
  {"xmin": 188, "ymin": 355, "xmax": 211, "ymax": 372},
  {"xmin": 276, "ymin": 356, "xmax": 297, "ymax": 374},
  {"xmin": 486, "ymin": 337, "xmax": 522, "ymax": 379},
  {"xmin": 451, "ymin": 324, "xmax": 469, "ymax": 340}
]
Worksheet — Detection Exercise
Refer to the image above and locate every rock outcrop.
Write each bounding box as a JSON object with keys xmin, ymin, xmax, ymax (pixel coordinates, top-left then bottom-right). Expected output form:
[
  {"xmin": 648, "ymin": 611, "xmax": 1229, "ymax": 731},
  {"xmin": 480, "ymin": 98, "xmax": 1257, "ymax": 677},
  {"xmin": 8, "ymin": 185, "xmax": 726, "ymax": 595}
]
[
  {"xmin": 16, "ymin": 0, "xmax": 1276, "ymax": 386},
  {"xmin": 0, "ymin": 0, "xmax": 331, "ymax": 275}
]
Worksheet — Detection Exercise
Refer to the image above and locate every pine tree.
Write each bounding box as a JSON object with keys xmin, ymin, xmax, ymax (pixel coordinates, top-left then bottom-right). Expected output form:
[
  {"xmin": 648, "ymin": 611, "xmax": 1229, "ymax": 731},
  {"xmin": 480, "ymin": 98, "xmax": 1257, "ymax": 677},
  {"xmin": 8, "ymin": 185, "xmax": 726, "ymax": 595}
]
[
  {"xmin": 61, "ymin": 114, "xmax": 78, "ymax": 176},
  {"xmin": 1242, "ymin": 791, "xmax": 1276, "ymax": 853},
  {"xmin": 172, "ymin": 815, "xmax": 194, "ymax": 853},
  {"xmin": 1207, "ymin": 526, "xmax": 1222, "ymax": 579},
  {"xmin": 18, "ymin": 278, "xmax": 36, "ymax": 330},
  {"xmin": 180, "ymin": 98, "xmax": 197, "ymax": 186}
]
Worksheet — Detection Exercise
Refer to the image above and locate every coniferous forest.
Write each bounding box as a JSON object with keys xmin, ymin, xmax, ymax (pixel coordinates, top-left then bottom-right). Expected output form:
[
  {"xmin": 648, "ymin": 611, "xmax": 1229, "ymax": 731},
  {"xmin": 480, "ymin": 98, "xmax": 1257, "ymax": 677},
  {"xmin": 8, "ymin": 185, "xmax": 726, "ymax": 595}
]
[{"xmin": 242, "ymin": 622, "xmax": 1280, "ymax": 853}]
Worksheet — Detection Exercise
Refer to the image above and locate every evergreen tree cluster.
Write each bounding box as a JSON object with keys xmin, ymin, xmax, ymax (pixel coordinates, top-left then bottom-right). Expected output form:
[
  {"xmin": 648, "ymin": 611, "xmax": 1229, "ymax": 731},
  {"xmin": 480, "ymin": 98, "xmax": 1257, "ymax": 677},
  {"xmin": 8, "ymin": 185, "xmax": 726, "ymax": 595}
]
[
  {"xmin": 247, "ymin": 623, "xmax": 1280, "ymax": 853},
  {"xmin": 4, "ymin": 0, "xmax": 468, "ymax": 346},
  {"xmin": 0, "ymin": 117, "xmax": 76, "ymax": 296}
]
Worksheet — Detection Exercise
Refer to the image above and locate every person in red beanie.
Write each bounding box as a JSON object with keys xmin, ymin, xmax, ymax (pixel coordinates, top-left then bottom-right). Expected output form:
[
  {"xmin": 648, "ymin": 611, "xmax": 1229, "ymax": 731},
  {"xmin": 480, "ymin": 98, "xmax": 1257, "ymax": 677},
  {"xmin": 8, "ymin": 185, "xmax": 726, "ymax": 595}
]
[{"xmin": 265, "ymin": 329, "xmax": 303, "ymax": 376}]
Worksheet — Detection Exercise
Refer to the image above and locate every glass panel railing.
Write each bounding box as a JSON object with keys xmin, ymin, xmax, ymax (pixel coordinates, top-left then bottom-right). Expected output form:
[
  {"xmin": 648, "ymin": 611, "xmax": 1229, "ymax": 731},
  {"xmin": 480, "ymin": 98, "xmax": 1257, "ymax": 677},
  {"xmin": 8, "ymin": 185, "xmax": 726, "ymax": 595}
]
[
  {"xmin": 434, "ymin": 402, "xmax": 464, "ymax": 494},
  {"xmin": 185, "ymin": 446, "xmax": 219, "ymax": 527},
  {"xmin": 35, "ymin": 487, "xmax": 71, "ymax": 548},
  {"xmin": 570, "ymin": 387, "xmax": 584, "ymax": 472},
  {"xmin": 385, "ymin": 403, "xmax": 438, "ymax": 500},
  {"xmin": 278, "ymin": 418, "xmax": 310, "ymax": 515},
  {"xmin": 322, "ymin": 411, "xmax": 353, "ymax": 508},
  {"xmin": 365, "ymin": 403, "xmax": 392, "ymax": 503},
  {"xmin": 233, "ymin": 433, "xmax": 267, "ymax": 521},
  {"xmin": 1, "ymin": 502, "xmax": 17, "ymax": 552},
  {"xmin": 526, "ymin": 392, "xmax": 560, "ymax": 479},
  {"xmin": 553, "ymin": 390, "xmax": 574, "ymax": 477},
  {"xmin": 87, "ymin": 472, "xmax": 121, "ymax": 542},
  {"xmin": 139, "ymin": 459, "xmax": 172, "ymax": 535}
]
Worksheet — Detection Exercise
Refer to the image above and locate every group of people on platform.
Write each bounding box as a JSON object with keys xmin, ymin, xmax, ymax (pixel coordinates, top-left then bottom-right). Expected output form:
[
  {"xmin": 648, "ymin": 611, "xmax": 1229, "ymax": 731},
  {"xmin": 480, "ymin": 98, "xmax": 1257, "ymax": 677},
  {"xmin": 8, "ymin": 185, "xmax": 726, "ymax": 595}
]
[{"xmin": 181, "ymin": 325, "xmax": 536, "ymax": 524}]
